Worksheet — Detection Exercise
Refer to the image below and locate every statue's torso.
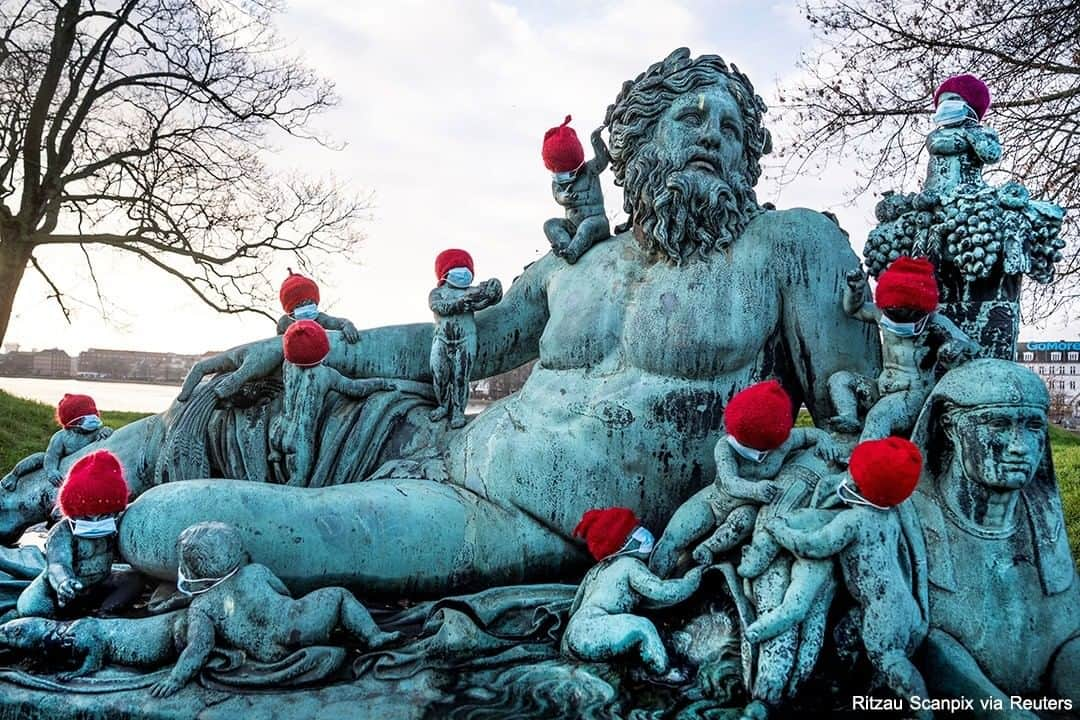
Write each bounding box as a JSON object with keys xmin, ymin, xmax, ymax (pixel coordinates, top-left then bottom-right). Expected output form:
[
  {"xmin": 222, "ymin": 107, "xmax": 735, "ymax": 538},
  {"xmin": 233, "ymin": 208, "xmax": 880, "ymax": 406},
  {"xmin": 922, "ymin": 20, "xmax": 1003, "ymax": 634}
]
[
  {"xmin": 449, "ymin": 225, "xmax": 785, "ymax": 536},
  {"xmin": 928, "ymin": 514, "xmax": 1080, "ymax": 694}
]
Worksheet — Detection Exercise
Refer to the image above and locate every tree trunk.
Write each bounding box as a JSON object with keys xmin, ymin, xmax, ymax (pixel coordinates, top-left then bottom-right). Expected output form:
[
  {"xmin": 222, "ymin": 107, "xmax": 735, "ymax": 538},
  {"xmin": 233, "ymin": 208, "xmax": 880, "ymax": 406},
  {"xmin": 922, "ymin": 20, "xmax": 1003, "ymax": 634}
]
[{"xmin": 0, "ymin": 239, "xmax": 34, "ymax": 348}]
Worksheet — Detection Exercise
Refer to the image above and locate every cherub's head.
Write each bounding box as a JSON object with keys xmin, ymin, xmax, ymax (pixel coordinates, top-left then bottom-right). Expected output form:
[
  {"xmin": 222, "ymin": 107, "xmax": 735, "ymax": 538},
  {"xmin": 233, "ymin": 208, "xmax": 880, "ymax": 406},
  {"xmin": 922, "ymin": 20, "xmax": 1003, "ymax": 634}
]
[
  {"xmin": 933, "ymin": 74, "xmax": 990, "ymax": 126},
  {"xmin": 839, "ymin": 436, "xmax": 922, "ymax": 509},
  {"xmin": 573, "ymin": 507, "xmax": 654, "ymax": 563},
  {"xmin": 723, "ymin": 380, "xmax": 793, "ymax": 461},
  {"xmin": 542, "ymin": 115, "xmax": 585, "ymax": 181},
  {"xmin": 280, "ymin": 269, "xmax": 320, "ymax": 319},
  {"xmin": 434, "ymin": 249, "xmax": 475, "ymax": 289},
  {"xmin": 283, "ymin": 319, "xmax": 330, "ymax": 369},
  {"xmin": 177, "ymin": 521, "xmax": 247, "ymax": 594},
  {"xmin": 875, "ymin": 256, "xmax": 939, "ymax": 331},
  {"xmin": 57, "ymin": 450, "xmax": 128, "ymax": 537},
  {"xmin": 56, "ymin": 393, "xmax": 102, "ymax": 434}
]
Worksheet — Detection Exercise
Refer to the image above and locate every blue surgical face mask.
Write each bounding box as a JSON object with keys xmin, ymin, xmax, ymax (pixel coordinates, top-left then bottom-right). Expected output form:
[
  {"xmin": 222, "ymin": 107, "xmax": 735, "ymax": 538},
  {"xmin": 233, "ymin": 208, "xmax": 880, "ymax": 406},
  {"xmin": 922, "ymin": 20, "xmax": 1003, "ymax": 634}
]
[
  {"xmin": 76, "ymin": 415, "xmax": 103, "ymax": 432},
  {"xmin": 553, "ymin": 170, "xmax": 577, "ymax": 184},
  {"xmin": 933, "ymin": 99, "xmax": 976, "ymax": 127},
  {"xmin": 880, "ymin": 313, "xmax": 930, "ymax": 337},
  {"xmin": 69, "ymin": 516, "xmax": 118, "ymax": 538},
  {"xmin": 292, "ymin": 303, "xmax": 318, "ymax": 320},
  {"xmin": 445, "ymin": 268, "xmax": 474, "ymax": 289}
]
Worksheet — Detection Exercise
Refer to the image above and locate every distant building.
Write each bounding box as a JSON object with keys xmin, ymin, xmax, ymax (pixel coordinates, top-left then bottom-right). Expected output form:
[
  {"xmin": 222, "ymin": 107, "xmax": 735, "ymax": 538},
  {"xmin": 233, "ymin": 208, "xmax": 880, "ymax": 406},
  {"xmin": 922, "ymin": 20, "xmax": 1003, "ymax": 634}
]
[
  {"xmin": 31, "ymin": 349, "xmax": 72, "ymax": 377},
  {"xmin": 1016, "ymin": 341, "xmax": 1080, "ymax": 421},
  {"xmin": 76, "ymin": 348, "xmax": 202, "ymax": 384}
]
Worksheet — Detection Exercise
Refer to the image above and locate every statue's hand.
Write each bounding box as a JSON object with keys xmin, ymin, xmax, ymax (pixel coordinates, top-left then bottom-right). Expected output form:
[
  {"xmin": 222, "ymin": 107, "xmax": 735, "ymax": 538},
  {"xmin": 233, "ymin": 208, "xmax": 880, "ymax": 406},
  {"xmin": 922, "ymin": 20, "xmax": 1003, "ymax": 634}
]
[
  {"xmin": 96, "ymin": 427, "xmax": 113, "ymax": 441},
  {"xmin": 150, "ymin": 675, "xmax": 185, "ymax": 698},
  {"xmin": 929, "ymin": 130, "xmax": 967, "ymax": 154},
  {"xmin": 56, "ymin": 578, "xmax": 84, "ymax": 606},
  {"xmin": 46, "ymin": 470, "xmax": 64, "ymax": 487},
  {"xmin": 342, "ymin": 322, "xmax": 360, "ymax": 344},
  {"xmin": 814, "ymin": 439, "xmax": 844, "ymax": 464},
  {"xmin": 844, "ymin": 268, "xmax": 866, "ymax": 292},
  {"xmin": 369, "ymin": 630, "xmax": 403, "ymax": 650}
]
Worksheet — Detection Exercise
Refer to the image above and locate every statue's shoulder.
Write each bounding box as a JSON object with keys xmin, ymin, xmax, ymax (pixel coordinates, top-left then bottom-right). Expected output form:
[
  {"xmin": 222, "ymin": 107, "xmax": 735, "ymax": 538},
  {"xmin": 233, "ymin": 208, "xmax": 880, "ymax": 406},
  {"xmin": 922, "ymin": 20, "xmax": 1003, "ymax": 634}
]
[{"xmin": 749, "ymin": 207, "xmax": 855, "ymax": 263}]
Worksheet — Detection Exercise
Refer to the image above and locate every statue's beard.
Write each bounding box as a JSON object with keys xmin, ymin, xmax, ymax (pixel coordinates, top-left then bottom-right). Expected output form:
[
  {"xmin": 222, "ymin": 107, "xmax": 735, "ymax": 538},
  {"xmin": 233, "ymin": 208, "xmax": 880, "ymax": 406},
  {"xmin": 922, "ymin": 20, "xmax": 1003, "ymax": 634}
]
[{"xmin": 624, "ymin": 143, "xmax": 760, "ymax": 264}]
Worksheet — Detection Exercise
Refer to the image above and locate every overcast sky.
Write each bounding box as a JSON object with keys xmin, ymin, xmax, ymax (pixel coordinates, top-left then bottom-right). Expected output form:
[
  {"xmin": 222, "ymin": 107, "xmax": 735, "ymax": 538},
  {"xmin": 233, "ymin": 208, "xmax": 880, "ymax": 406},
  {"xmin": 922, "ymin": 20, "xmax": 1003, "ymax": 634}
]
[{"xmin": 4, "ymin": 0, "xmax": 1073, "ymax": 355}]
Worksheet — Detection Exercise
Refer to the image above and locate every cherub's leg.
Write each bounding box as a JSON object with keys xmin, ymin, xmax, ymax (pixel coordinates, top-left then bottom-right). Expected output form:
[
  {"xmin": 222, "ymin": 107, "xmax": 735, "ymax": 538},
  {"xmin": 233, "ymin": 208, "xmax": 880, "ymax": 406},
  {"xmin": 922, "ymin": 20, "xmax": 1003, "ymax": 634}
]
[
  {"xmin": 744, "ymin": 559, "xmax": 830, "ymax": 643},
  {"xmin": 650, "ymin": 493, "xmax": 716, "ymax": 577},
  {"xmin": 737, "ymin": 529, "xmax": 781, "ymax": 580},
  {"xmin": 428, "ymin": 339, "xmax": 450, "ymax": 421},
  {"xmin": 98, "ymin": 570, "xmax": 146, "ymax": 615},
  {"xmin": 16, "ymin": 573, "xmax": 59, "ymax": 618},
  {"xmin": 695, "ymin": 505, "xmax": 756, "ymax": 564},
  {"xmin": 826, "ymin": 371, "xmax": 862, "ymax": 433},
  {"xmin": 1050, "ymin": 635, "xmax": 1080, "ymax": 707},
  {"xmin": 449, "ymin": 343, "xmax": 474, "ymax": 430},
  {"xmin": 563, "ymin": 216, "xmax": 611, "ymax": 264},
  {"xmin": 543, "ymin": 218, "xmax": 575, "ymax": 258},
  {"xmin": 287, "ymin": 588, "xmax": 400, "ymax": 650},
  {"xmin": 564, "ymin": 610, "xmax": 669, "ymax": 674},
  {"xmin": 749, "ymin": 556, "xmax": 797, "ymax": 706},
  {"xmin": 1, "ymin": 452, "xmax": 45, "ymax": 491},
  {"xmin": 858, "ymin": 388, "xmax": 920, "ymax": 442}
]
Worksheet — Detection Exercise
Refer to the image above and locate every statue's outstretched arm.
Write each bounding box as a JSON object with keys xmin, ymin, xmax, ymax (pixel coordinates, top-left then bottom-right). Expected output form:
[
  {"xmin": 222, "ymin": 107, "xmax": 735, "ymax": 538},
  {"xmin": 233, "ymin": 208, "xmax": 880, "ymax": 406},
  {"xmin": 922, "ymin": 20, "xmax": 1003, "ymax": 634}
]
[
  {"xmin": 777, "ymin": 211, "xmax": 883, "ymax": 421},
  {"xmin": 468, "ymin": 256, "xmax": 554, "ymax": 378}
]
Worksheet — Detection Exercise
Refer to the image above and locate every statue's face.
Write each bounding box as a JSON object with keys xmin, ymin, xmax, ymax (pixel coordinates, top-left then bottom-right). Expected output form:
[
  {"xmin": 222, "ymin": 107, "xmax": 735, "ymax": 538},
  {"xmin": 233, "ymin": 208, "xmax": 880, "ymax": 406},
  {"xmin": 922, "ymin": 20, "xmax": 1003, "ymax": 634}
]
[
  {"xmin": 950, "ymin": 407, "xmax": 1047, "ymax": 490},
  {"xmin": 651, "ymin": 82, "xmax": 747, "ymax": 183}
]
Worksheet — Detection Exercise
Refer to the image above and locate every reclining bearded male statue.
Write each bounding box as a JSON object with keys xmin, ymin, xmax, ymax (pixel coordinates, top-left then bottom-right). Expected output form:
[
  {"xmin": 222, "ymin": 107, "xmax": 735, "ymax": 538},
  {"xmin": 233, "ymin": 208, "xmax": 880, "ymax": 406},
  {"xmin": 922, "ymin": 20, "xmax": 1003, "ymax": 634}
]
[{"xmin": 0, "ymin": 48, "xmax": 880, "ymax": 598}]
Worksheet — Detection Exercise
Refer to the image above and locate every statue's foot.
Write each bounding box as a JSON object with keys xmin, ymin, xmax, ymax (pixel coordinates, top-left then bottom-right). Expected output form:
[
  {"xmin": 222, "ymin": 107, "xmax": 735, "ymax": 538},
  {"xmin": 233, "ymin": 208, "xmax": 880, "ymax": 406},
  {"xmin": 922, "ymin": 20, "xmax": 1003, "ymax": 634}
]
[
  {"xmin": 429, "ymin": 406, "xmax": 448, "ymax": 422},
  {"xmin": 827, "ymin": 414, "xmax": 861, "ymax": 434},
  {"xmin": 449, "ymin": 414, "xmax": 467, "ymax": 429}
]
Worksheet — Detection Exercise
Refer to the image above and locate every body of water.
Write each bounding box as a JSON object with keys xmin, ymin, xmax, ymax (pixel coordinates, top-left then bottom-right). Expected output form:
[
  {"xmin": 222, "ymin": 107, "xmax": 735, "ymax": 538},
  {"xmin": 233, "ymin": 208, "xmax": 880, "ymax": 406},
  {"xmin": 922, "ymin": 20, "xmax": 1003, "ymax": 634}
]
[
  {"xmin": 0, "ymin": 375, "xmax": 494, "ymax": 415},
  {"xmin": 0, "ymin": 376, "xmax": 179, "ymax": 413}
]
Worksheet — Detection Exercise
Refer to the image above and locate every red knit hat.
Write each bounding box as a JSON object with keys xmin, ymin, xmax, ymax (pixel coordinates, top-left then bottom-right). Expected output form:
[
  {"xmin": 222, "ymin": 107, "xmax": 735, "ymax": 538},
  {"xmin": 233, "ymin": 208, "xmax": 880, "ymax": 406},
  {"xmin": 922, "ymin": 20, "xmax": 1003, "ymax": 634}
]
[
  {"xmin": 279, "ymin": 269, "xmax": 320, "ymax": 314},
  {"xmin": 724, "ymin": 380, "xmax": 794, "ymax": 451},
  {"xmin": 56, "ymin": 394, "xmax": 98, "ymax": 428},
  {"xmin": 283, "ymin": 319, "xmax": 330, "ymax": 367},
  {"xmin": 434, "ymin": 249, "xmax": 474, "ymax": 285},
  {"xmin": 934, "ymin": 75, "xmax": 991, "ymax": 120},
  {"xmin": 542, "ymin": 115, "xmax": 585, "ymax": 173},
  {"xmin": 848, "ymin": 437, "xmax": 922, "ymax": 508},
  {"xmin": 875, "ymin": 256, "xmax": 940, "ymax": 314},
  {"xmin": 58, "ymin": 450, "xmax": 129, "ymax": 518},
  {"xmin": 574, "ymin": 507, "xmax": 638, "ymax": 562}
]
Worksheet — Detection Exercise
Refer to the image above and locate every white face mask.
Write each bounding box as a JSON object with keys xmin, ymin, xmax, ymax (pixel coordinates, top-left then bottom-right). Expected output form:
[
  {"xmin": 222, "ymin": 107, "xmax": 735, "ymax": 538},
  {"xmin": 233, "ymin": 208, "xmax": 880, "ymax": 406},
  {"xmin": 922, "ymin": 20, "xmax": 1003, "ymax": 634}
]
[
  {"xmin": 176, "ymin": 563, "xmax": 240, "ymax": 597},
  {"xmin": 726, "ymin": 434, "xmax": 769, "ymax": 463},
  {"xmin": 933, "ymin": 99, "xmax": 976, "ymax": 127},
  {"xmin": 835, "ymin": 478, "xmax": 888, "ymax": 510},
  {"xmin": 880, "ymin": 313, "xmax": 930, "ymax": 338},
  {"xmin": 292, "ymin": 303, "xmax": 319, "ymax": 320},
  {"xmin": 69, "ymin": 516, "xmax": 118, "ymax": 538},
  {"xmin": 613, "ymin": 526, "xmax": 655, "ymax": 559},
  {"xmin": 553, "ymin": 169, "xmax": 577, "ymax": 184},
  {"xmin": 445, "ymin": 267, "xmax": 474, "ymax": 289}
]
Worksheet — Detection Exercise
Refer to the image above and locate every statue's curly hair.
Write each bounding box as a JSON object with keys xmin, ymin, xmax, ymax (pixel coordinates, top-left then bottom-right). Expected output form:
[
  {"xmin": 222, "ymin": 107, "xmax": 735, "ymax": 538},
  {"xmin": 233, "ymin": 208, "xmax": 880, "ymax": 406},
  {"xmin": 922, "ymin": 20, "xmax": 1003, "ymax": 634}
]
[{"xmin": 604, "ymin": 48, "xmax": 772, "ymax": 196}]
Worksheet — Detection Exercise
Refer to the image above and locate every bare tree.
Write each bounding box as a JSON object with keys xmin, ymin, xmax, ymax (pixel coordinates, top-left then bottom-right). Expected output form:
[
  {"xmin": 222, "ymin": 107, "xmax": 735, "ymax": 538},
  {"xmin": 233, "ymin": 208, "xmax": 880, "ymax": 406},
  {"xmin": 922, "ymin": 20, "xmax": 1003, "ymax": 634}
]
[
  {"xmin": 0, "ymin": 0, "xmax": 369, "ymax": 345},
  {"xmin": 777, "ymin": 0, "xmax": 1080, "ymax": 320}
]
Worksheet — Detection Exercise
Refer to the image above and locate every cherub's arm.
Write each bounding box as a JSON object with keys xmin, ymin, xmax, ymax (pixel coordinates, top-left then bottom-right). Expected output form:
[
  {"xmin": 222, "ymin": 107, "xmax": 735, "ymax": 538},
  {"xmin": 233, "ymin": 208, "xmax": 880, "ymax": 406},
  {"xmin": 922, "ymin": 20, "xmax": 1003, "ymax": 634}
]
[
  {"xmin": 316, "ymin": 313, "xmax": 360, "ymax": 343},
  {"xmin": 275, "ymin": 314, "xmax": 291, "ymax": 336},
  {"xmin": 928, "ymin": 313, "xmax": 980, "ymax": 369},
  {"xmin": 42, "ymin": 430, "xmax": 69, "ymax": 486},
  {"xmin": 782, "ymin": 428, "xmax": 843, "ymax": 463},
  {"xmin": 150, "ymin": 608, "xmax": 215, "ymax": 698},
  {"xmin": 629, "ymin": 564, "xmax": 703, "ymax": 608},
  {"xmin": 965, "ymin": 125, "xmax": 1001, "ymax": 165},
  {"xmin": 45, "ymin": 523, "xmax": 80, "ymax": 603},
  {"xmin": 714, "ymin": 443, "xmax": 777, "ymax": 503},
  {"xmin": 842, "ymin": 269, "xmax": 881, "ymax": 323},
  {"xmin": 586, "ymin": 126, "xmax": 610, "ymax": 175},
  {"xmin": 177, "ymin": 351, "xmax": 241, "ymax": 402},
  {"xmin": 328, "ymin": 368, "xmax": 397, "ymax": 400},
  {"xmin": 766, "ymin": 509, "xmax": 858, "ymax": 560}
]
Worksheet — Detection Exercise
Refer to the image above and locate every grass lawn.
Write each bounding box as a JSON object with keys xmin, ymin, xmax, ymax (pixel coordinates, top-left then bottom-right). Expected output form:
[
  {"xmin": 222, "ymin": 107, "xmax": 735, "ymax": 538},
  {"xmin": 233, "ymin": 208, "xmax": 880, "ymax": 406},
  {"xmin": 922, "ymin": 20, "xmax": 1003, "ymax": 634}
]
[{"xmin": 0, "ymin": 391, "xmax": 1077, "ymax": 565}]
